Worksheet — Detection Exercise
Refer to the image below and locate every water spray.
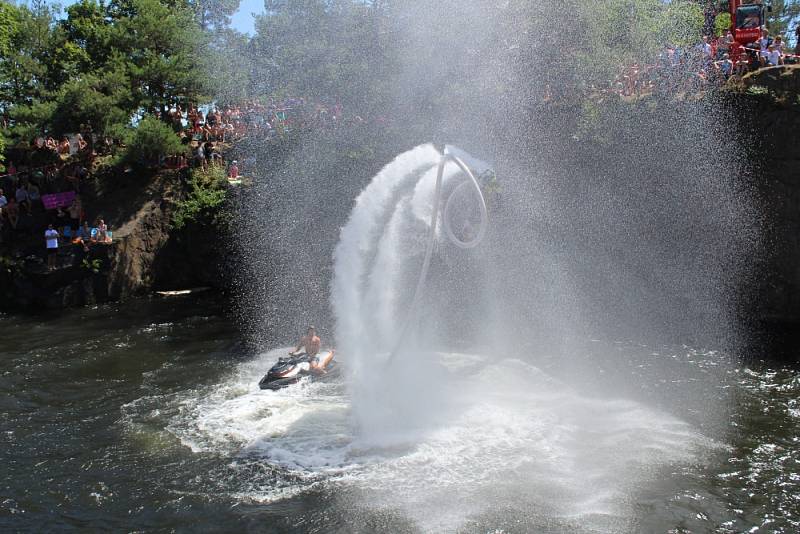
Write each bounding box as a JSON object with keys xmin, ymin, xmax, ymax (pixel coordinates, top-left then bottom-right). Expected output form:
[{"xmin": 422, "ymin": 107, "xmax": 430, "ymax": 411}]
[{"xmin": 387, "ymin": 150, "xmax": 489, "ymax": 363}]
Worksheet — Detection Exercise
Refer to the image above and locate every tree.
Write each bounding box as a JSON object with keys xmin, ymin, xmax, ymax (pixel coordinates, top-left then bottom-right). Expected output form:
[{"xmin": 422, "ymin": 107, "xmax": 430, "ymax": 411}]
[
  {"xmin": 0, "ymin": 2, "xmax": 18, "ymax": 60},
  {"xmin": 113, "ymin": 0, "xmax": 208, "ymax": 115},
  {"xmin": 767, "ymin": 0, "xmax": 800, "ymax": 41},
  {"xmin": 0, "ymin": 0, "xmax": 210, "ymax": 146},
  {"xmin": 122, "ymin": 115, "xmax": 188, "ymax": 166},
  {"xmin": 250, "ymin": 0, "xmax": 394, "ymax": 112},
  {"xmin": 190, "ymin": 0, "xmax": 241, "ymax": 30},
  {"xmin": 61, "ymin": 0, "xmax": 115, "ymax": 72}
]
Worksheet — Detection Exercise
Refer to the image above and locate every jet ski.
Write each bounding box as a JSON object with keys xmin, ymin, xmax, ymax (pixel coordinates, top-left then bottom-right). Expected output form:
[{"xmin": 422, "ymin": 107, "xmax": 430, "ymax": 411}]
[{"xmin": 258, "ymin": 350, "xmax": 338, "ymax": 390}]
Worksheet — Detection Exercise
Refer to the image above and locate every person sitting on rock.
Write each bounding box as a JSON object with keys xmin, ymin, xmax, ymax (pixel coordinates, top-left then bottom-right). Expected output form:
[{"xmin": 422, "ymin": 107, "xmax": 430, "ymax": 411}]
[
  {"xmin": 95, "ymin": 218, "xmax": 109, "ymax": 243},
  {"xmin": 73, "ymin": 221, "xmax": 94, "ymax": 251}
]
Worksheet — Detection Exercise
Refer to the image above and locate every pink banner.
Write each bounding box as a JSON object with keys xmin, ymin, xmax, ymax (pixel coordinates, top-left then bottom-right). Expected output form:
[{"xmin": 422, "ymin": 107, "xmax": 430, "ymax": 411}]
[{"xmin": 42, "ymin": 191, "xmax": 76, "ymax": 210}]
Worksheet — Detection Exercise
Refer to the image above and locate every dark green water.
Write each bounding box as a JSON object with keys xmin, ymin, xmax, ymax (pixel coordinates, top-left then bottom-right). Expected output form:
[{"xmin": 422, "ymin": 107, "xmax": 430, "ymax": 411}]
[{"xmin": 1, "ymin": 297, "xmax": 798, "ymax": 533}]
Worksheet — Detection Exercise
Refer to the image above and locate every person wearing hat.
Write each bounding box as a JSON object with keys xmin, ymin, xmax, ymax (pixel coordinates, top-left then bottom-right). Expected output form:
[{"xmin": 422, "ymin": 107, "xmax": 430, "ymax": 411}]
[{"xmin": 289, "ymin": 326, "xmax": 333, "ymax": 373}]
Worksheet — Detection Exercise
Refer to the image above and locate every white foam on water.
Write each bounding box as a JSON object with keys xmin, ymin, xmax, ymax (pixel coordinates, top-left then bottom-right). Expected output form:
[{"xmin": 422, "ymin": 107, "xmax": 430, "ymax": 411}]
[
  {"xmin": 127, "ymin": 145, "xmax": 723, "ymax": 531},
  {"xmin": 151, "ymin": 348, "xmax": 718, "ymax": 532},
  {"xmin": 326, "ymin": 144, "xmax": 721, "ymax": 530}
]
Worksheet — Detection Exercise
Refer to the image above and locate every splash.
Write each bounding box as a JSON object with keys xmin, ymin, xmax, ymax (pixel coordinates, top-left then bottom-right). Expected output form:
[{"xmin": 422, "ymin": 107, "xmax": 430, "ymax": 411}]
[
  {"xmin": 324, "ymin": 145, "xmax": 722, "ymax": 530},
  {"xmin": 151, "ymin": 145, "xmax": 727, "ymax": 532}
]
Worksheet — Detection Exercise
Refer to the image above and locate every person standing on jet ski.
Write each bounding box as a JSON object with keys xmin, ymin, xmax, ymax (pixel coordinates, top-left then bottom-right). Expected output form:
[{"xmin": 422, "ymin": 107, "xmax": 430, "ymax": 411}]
[{"xmin": 290, "ymin": 326, "xmax": 333, "ymax": 374}]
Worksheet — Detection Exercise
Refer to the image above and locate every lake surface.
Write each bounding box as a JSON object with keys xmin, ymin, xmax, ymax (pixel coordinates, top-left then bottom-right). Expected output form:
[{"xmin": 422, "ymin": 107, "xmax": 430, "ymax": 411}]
[{"xmin": 1, "ymin": 297, "xmax": 798, "ymax": 533}]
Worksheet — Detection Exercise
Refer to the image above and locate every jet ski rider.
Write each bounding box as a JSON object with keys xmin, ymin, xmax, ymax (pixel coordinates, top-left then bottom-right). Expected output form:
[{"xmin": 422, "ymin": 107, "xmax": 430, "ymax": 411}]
[{"xmin": 290, "ymin": 326, "xmax": 333, "ymax": 374}]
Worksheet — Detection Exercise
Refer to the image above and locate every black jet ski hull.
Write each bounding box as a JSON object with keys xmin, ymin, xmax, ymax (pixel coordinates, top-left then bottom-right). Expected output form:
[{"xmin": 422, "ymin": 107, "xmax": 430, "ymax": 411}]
[
  {"xmin": 259, "ymin": 354, "xmax": 338, "ymax": 391},
  {"xmin": 259, "ymin": 374, "xmax": 303, "ymax": 390}
]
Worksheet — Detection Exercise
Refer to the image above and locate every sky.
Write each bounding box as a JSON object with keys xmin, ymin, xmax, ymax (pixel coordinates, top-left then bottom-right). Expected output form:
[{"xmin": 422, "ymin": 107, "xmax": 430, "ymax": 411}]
[
  {"xmin": 229, "ymin": 0, "xmax": 263, "ymax": 35},
  {"xmin": 51, "ymin": 0, "xmax": 264, "ymax": 35}
]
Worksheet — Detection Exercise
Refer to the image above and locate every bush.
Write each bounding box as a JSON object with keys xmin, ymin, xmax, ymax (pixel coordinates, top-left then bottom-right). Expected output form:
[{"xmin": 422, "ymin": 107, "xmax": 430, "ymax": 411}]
[
  {"xmin": 121, "ymin": 116, "xmax": 187, "ymax": 167},
  {"xmin": 172, "ymin": 167, "xmax": 228, "ymax": 230},
  {"xmin": 715, "ymin": 13, "xmax": 732, "ymax": 37}
]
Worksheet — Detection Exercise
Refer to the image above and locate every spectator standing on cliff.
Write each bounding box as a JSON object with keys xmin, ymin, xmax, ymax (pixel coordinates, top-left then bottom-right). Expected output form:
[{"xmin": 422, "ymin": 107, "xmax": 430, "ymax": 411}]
[
  {"xmin": 767, "ymin": 43, "xmax": 782, "ymax": 66},
  {"xmin": 58, "ymin": 136, "xmax": 71, "ymax": 156},
  {"xmin": 774, "ymin": 35, "xmax": 785, "ymax": 55},
  {"xmin": 15, "ymin": 183, "xmax": 31, "ymax": 215},
  {"xmin": 27, "ymin": 182, "xmax": 41, "ymax": 210},
  {"xmin": 68, "ymin": 195, "xmax": 82, "ymax": 229},
  {"xmin": 716, "ymin": 53, "xmax": 734, "ymax": 78},
  {"xmin": 45, "ymin": 224, "xmax": 59, "ymax": 270},
  {"xmin": 204, "ymin": 141, "xmax": 216, "ymax": 167},
  {"xmin": 228, "ymin": 160, "xmax": 239, "ymax": 180},
  {"xmin": 6, "ymin": 198, "xmax": 19, "ymax": 229},
  {"xmin": 796, "ymin": 26, "xmax": 800, "ymax": 54},
  {"xmin": 718, "ymin": 30, "xmax": 734, "ymax": 59},
  {"xmin": 758, "ymin": 29, "xmax": 771, "ymax": 66},
  {"xmin": 699, "ymin": 35, "xmax": 712, "ymax": 60},
  {"xmin": 0, "ymin": 188, "xmax": 7, "ymax": 234},
  {"xmin": 193, "ymin": 143, "xmax": 206, "ymax": 171}
]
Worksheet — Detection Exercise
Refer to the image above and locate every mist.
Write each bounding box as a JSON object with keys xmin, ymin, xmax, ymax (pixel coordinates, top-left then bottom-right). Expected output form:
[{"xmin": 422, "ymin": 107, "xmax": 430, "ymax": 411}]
[{"xmin": 228, "ymin": 1, "xmax": 761, "ymax": 530}]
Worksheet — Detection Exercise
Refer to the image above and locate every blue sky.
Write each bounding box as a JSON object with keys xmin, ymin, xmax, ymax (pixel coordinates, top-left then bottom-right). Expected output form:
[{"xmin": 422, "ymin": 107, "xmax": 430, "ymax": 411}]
[
  {"xmin": 52, "ymin": 0, "xmax": 264, "ymax": 34},
  {"xmin": 228, "ymin": 0, "xmax": 263, "ymax": 35}
]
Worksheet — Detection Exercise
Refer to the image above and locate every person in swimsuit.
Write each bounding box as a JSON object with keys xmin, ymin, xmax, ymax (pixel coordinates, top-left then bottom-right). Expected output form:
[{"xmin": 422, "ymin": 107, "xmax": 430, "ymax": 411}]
[{"xmin": 290, "ymin": 326, "xmax": 334, "ymax": 374}]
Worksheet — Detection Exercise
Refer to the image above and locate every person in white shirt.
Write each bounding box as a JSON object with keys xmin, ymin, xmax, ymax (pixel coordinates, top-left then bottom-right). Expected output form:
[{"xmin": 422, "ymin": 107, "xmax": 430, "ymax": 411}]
[
  {"xmin": 45, "ymin": 224, "xmax": 59, "ymax": 271},
  {"xmin": 699, "ymin": 35, "xmax": 712, "ymax": 59},
  {"xmin": 766, "ymin": 44, "xmax": 782, "ymax": 66},
  {"xmin": 758, "ymin": 29, "xmax": 771, "ymax": 66},
  {"xmin": 773, "ymin": 35, "xmax": 785, "ymax": 55}
]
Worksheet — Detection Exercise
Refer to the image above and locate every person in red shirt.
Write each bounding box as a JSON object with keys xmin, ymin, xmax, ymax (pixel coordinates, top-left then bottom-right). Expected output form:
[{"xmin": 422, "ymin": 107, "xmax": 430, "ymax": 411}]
[{"xmin": 290, "ymin": 326, "xmax": 333, "ymax": 374}]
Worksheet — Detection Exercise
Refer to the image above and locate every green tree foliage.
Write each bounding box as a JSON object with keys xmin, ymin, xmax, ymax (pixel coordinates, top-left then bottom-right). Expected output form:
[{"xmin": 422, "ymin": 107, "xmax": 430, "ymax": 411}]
[
  {"xmin": 121, "ymin": 115, "xmax": 188, "ymax": 166},
  {"xmin": 0, "ymin": 0, "xmax": 208, "ymax": 150},
  {"xmin": 767, "ymin": 0, "xmax": 800, "ymax": 41},
  {"xmin": 251, "ymin": 0, "xmax": 394, "ymax": 112},
  {"xmin": 114, "ymin": 0, "xmax": 208, "ymax": 115},
  {"xmin": 190, "ymin": 0, "xmax": 241, "ymax": 30},
  {"xmin": 715, "ymin": 12, "xmax": 733, "ymax": 37},
  {"xmin": 0, "ymin": 2, "xmax": 18, "ymax": 59},
  {"xmin": 172, "ymin": 166, "xmax": 228, "ymax": 230}
]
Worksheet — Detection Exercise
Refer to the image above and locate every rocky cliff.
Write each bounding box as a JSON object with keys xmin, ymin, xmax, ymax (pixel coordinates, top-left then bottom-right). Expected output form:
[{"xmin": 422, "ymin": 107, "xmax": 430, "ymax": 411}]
[{"xmin": 0, "ymin": 169, "xmax": 227, "ymax": 312}]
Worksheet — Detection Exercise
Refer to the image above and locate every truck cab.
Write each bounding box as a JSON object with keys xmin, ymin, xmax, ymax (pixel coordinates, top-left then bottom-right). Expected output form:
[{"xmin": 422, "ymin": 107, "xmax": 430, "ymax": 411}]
[{"xmin": 718, "ymin": 1, "xmax": 772, "ymax": 45}]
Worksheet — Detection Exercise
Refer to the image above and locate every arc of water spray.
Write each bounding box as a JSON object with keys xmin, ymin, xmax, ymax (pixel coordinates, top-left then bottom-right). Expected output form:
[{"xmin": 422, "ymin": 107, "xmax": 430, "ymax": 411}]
[{"xmin": 387, "ymin": 151, "xmax": 489, "ymax": 364}]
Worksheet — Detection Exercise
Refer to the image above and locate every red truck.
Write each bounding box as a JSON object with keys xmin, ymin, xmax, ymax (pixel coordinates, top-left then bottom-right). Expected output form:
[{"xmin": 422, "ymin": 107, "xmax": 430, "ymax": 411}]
[
  {"xmin": 714, "ymin": 1, "xmax": 772, "ymax": 63},
  {"xmin": 728, "ymin": 0, "xmax": 771, "ymax": 45}
]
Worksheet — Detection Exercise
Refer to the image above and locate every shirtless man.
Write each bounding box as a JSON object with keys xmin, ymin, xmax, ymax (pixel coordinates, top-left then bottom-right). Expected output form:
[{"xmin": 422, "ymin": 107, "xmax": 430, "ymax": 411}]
[{"xmin": 290, "ymin": 326, "xmax": 334, "ymax": 374}]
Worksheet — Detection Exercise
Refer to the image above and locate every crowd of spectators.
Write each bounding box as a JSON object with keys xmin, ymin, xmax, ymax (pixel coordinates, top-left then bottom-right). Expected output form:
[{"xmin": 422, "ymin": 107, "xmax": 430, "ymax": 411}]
[
  {"xmin": 0, "ymin": 137, "xmax": 111, "ymax": 272},
  {"xmin": 601, "ymin": 25, "xmax": 799, "ymax": 99},
  {"xmin": 158, "ymin": 96, "xmax": 369, "ymax": 178},
  {"xmin": 0, "ymin": 95, "xmax": 367, "ymax": 271}
]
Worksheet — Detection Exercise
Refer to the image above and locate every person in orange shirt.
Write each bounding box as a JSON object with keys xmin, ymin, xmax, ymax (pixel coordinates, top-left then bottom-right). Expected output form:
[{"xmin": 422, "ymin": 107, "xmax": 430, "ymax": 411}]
[{"xmin": 290, "ymin": 326, "xmax": 333, "ymax": 374}]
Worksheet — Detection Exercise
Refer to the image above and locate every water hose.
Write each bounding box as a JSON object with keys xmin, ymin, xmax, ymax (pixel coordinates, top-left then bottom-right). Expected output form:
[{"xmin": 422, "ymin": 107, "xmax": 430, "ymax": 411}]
[{"xmin": 387, "ymin": 152, "xmax": 489, "ymax": 364}]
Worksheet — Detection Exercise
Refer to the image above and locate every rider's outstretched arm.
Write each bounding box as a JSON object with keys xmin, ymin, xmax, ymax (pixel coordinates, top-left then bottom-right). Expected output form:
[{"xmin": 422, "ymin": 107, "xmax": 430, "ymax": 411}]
[{"xmin": 291, "ymin": 338, "xmax": 304, "ymax": 354}]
